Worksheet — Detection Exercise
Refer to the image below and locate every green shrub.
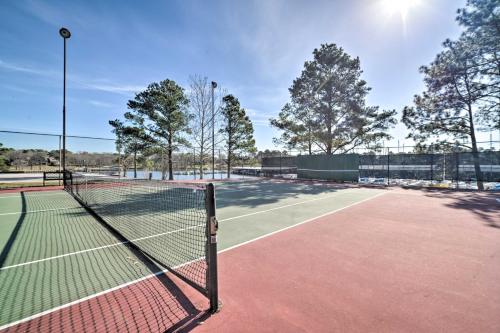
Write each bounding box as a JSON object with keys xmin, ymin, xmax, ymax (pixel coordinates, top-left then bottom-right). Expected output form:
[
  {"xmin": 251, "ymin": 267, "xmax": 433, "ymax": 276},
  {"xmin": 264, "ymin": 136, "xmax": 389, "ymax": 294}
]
[{"xmin": 0, "ymin": 156, "xmax": 8, "ymax": 172}]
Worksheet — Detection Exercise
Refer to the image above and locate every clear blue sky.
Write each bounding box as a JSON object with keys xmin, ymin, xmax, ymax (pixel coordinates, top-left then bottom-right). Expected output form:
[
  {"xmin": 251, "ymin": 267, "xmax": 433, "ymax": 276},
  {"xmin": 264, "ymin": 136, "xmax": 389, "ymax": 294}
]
[{"xmin": 3, "ymin": 0, "xmax": 494, "ymax": 153}]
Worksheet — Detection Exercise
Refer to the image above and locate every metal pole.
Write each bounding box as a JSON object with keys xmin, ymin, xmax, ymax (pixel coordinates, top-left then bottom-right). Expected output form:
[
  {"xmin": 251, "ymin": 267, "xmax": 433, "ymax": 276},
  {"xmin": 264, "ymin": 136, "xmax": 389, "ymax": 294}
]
[
  {"xmin": 219, "ymin": 149, "xmax": 222, "ymax": 179},
  {"xmin": 387, "ymin": 147, "xmax": 390, "ymax": 186},
  {"xmin": 206, "ymin": 183, "xmax": 219, "ymax": 313},
  {"xmin": 455, "ymin": 144, "xmax": 460, "ymax": 189},
  {"xmin": 58, "ymin": 135, "xmax": 62, "ymax": 186},
  {"xmin": 62, "ymin": 37, "xmax": 67, "ymax": 180},
  {"xmin": 59, "ymin": 28, "xmax": 71, "ymax": 184},
  {"xmin": 443, "ymin": 150, "xmax": 446, "ymax": 181},
  {"xmin": 118, "ymin": 145, "xmax": 121, "ymax": 179},
  {"xmin": 430, "ymin": 144, "xmax": 434, "ymax": 182},
  {"xmin": 211, "ymin": 81, "xmax": 217, "ymax": 179},
  {"xmin": 193, "ymin": 147, "xmax": 196, "ymax": 180},
  {"xmin": 279, "ymin": 151, "xmax": 282, "ymax": 175}
]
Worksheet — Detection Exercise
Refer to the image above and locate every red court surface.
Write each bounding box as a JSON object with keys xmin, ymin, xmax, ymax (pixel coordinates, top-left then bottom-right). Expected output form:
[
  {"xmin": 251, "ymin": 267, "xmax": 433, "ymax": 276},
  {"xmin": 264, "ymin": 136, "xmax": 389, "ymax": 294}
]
[
  {"xmin": 2, "ymin": 272, "xmax": 210, "ymax": 333},
  {"xmin": 2, "ymin": 188, "xmax": 498, "ymax": 332},
  {"xmin": 196, "ymin": 189, "xmax": 500, "ymax": 332}
]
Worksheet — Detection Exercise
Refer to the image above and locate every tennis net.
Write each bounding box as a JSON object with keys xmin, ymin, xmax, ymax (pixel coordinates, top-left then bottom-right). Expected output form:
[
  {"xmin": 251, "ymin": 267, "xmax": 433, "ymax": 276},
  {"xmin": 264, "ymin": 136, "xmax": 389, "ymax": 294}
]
[{"xmin": 64, "ymin": 172, "xmax": 219, "ymax": 312}]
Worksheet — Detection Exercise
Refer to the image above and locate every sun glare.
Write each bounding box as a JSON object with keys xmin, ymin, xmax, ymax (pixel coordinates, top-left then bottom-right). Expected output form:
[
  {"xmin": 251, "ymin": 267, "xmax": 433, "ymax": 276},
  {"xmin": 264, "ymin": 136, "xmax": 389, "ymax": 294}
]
[{"xmin": 381, "ymin": 0, "xmax": 422, "ymax": 21}]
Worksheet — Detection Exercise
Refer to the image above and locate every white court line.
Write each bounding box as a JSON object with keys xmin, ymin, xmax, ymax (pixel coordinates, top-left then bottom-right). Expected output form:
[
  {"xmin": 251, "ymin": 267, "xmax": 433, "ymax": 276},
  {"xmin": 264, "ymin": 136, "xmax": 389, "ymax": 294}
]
[
  {"xmin": 1, "ymin": 188, "xmax": 378, "ymax": 268},
  {"xmin": 0, "ymin": 206, "xmax": 78, "ymax": 217},
  {"xmin": 0, "ymin": 223, "xmax": 205, "ymax": 271},
  {"xmin": 0, "ymin": 193, "xmax": 196, "ymax": 216},
  {"xmin": 0, "ymin": 190, "xmax": 386, "ymax": 330},
  {"xmin": 0, "ymin": 195, "xmax": 23, "ymax": 199},
  {"xmin": 216, "ymin": 189, "xmax": 245, "ymax": 193},
  {"xmin": 0, "ymin": 191, "xmax": 67, "ymax": 199},
  {"xmin": 0, "ymin": 269, "xmax": 168, "ymax": 331},
  {"xmin": 220, "ymin": 191, "xmax": 387, "ymax": 253},
  {"xmin": 0, "ymin": 190, "xmax": 386, "ymax": 331},
  {"xmin": 218, "ymin": 191, "xmax": 356, "ymax": 222},
  {"xmin": 0, "ymin": 254, "xmax": 207, "ymax": 331}
]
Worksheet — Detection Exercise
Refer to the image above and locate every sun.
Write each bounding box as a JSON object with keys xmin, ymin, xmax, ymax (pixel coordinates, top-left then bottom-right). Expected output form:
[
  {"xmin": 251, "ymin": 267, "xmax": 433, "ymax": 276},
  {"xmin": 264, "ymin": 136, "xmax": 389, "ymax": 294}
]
[{"xmin": 380, "ymin": 0, "xmax": 422, "ymax": 21}]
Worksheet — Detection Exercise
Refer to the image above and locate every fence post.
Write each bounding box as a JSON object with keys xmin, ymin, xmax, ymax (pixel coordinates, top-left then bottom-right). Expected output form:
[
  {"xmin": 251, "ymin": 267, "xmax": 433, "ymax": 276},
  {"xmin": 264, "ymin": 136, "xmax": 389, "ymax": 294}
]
[
  {"xmin": 219, "ymin": 149, "xmax": 222, "ymax": 179},
  {"xmin": 455, "ymin": 146, "xmax": 460, "ymax": 189},
  {"xmin": 489, "ymin": 151, "xmax": 493, "ymax": 182},
  {"xmin": 193, "ymin": 147, "xmax": 196, "ymax": 180},
  {"xmin": 387, "ymin": 147, "xmax": 390, "ymax": 186},
  {"xmin": 430, "ymin": 145, "xmax": 434, "ymax": 182},
  {"xmin": 58, "ymin": 135, "xmax": 62, "ymax": 185},
  {"xmin": 280, "ymin": 152, "xmax": 282, "ymax": 175}
]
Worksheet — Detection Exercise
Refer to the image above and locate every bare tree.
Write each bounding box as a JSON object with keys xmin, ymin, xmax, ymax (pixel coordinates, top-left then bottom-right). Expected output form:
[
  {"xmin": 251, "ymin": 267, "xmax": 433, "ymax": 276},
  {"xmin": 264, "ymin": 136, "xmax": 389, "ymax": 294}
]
[
  {"xmin": 189, "ymin": 75, "xmax": 212, "ymax": 179},
  {"xmin": 189, "ymin": 75, "xmax": 226, "ymax": 179}
]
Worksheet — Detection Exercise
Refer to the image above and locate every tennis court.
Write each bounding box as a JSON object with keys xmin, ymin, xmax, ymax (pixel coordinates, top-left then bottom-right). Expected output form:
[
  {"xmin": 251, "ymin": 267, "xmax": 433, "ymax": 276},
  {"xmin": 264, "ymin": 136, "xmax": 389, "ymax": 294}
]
[{"xmin": 0, "ymin": 178, "xmax": 499, "ymax": 332}]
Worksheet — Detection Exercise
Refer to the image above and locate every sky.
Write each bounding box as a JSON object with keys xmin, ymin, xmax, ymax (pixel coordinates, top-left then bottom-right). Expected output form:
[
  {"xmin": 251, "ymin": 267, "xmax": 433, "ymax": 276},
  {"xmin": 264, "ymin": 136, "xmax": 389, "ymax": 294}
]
[{"xmin": 1, "ymin": 0, "xmax": 495, "ymax": 153}]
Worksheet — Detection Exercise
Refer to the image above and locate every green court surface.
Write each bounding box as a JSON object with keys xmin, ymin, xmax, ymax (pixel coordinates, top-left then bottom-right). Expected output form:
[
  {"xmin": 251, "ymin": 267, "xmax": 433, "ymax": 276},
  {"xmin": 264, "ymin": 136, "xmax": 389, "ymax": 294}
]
[{"xmin": 0, "ymin": 180, "xmax": 383, "ymax": 329}]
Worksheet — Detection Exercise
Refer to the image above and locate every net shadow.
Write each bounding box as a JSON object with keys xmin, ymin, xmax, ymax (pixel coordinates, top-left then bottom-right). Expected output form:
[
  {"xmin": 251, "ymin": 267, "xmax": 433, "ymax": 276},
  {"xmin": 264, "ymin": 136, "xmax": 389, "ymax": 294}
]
[
  {"xmin": 65, "ymin": 178, "xmax": 210, "ymax": 294},
  {"xmin": 0, "ymin": 190, "xmax": 213, "ymax": 332},
  {"xmin": 0, "ymin": 192, "xmax": 27, "ymax": 269}
]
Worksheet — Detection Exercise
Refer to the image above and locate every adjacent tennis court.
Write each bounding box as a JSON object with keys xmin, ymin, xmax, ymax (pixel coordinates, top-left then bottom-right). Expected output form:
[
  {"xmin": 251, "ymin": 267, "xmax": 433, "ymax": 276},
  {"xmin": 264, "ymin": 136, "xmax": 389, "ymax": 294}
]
[{"xmin": 0, "ymin": 178, "xmax": 499, "ymax": 332}]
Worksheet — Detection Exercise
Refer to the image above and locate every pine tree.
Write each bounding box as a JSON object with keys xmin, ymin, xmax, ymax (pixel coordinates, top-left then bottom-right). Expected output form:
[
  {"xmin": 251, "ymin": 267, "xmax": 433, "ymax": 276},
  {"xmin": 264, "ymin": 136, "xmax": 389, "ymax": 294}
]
[
  {"xmin": 126, "ymin": 79, "xmax": 191, "ymax": 180},
  {"xmin": 109, "ymin": 119, "xmax": 152, "ymax": 178},
  {"xmin": 219, "ymin": 95, "xmax": 256, "ymax": 178},
  {"xmin": 457, "ymin": 0, "xmax": 500, "ymax": 130},
  {"xmin": 402, "ymin": 0, "xmax": 500, "ymax": 190},
  {"xmin": 271, "ymin": 43, "xmax": 396, "ymax": 154}
]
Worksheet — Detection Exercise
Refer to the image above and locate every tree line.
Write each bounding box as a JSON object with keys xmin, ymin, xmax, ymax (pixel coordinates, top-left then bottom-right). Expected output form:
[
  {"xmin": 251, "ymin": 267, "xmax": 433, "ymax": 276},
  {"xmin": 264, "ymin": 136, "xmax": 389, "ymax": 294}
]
[
  {"xmin": 110, "ymin": 76, "xmax": 256, "ymax": 180},
  {"xmin": 0, "ymin": 144, "xmax": 118, "ymax": 172},
  {"xmin": 1, "ymin": 0, "xmax": 496, "ymax": 188},
  {"xmin": 270, "ymin": 0, "xmax": 498, "ymax": 190}
]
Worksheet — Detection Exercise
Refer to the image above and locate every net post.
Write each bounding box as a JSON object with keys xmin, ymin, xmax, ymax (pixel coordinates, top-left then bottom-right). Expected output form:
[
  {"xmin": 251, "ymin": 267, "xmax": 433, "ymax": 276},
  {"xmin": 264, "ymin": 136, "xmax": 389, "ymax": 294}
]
[
  {"xmin": 206, "ymin": 183, "xmax": 219, "ymax": 313},
  {"xmin": 63, "ymin": 170, "xmax": 72, "ymax": 191}
]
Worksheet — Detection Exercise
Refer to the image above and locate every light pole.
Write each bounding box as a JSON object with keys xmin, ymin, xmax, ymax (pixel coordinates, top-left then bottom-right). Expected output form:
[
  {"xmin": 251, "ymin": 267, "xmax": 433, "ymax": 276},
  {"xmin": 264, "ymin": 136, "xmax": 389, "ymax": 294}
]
[
  {"xmin": 59, "ymin": 27, "xmax": 71, "ymax": 183},
  {"xmin": 211, "ymin": 81, "xmax": 217, "ymax": 179}
]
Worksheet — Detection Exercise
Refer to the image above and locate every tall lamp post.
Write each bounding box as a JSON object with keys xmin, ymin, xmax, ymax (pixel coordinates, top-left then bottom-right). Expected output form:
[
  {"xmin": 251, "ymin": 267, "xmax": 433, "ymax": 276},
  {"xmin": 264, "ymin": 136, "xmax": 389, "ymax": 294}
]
[
  {"xmin": 211, "ymin": 81, "xmax": 217, "ymax": 179},
  {"xmin": 59, "ymin": 27, "xmax": 71, "ymax": 183}
]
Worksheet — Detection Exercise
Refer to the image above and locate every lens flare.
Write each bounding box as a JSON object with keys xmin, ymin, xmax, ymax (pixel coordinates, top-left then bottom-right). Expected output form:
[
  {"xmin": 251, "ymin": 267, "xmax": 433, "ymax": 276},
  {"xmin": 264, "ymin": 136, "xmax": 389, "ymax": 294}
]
[{"xmin": 381, "ymin": 0, "xmax": 421, "ymax": 18}]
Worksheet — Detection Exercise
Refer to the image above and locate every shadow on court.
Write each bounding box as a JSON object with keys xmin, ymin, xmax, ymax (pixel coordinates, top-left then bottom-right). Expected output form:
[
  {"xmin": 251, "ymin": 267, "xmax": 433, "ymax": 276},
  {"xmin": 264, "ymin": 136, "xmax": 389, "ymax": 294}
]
[
  {"xmin": 63, "ymin": 180, "xmax": 350, "ymax": 217},
  {"xmin": 403, "ymin": 188, "xmax": 500, "ymax": 229},
  {"xmin": 82, "ymin": 206, "xmax": 207, "ymax": 333},
  {"xmin": 195, "ymin": 187, "xmax": 500, "ymax": 333},
  {"xmin": 216, "ymin": 180, "xmax": 352, "ymax": 208},
  {"xmin": 0, "ymin": 192, "xmax": 27, "ymax": 269},
  {"xmin": 0, "ymin": 189, "xmax": 212, "ymax": 333}
]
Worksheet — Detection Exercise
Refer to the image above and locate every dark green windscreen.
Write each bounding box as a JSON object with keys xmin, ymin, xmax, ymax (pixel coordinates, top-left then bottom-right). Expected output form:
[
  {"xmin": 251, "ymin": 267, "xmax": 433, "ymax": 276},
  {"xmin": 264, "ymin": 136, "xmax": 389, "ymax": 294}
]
[{"xmin": 297, "ymin": 154, "xmax": 359, "ymax": 181}]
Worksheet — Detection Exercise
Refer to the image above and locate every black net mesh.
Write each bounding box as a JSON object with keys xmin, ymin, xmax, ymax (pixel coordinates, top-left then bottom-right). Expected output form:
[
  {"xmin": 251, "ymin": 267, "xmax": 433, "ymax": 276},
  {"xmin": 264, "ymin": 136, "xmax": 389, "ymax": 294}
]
[{"xmin": 65, "ymin": 173, "xmax": 210, "ymax": 294}]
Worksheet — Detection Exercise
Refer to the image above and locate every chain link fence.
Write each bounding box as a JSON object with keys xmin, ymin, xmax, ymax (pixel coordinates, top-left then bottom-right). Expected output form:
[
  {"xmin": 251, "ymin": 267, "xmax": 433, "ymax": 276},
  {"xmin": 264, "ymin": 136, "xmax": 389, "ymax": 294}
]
[
  {"xmin": 0, "ymin": 130, "xmax": 250, "ymax": 188},
  {"xmin": 260, "ymin": 142, "xmax": 500, "ymax": 190}
]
